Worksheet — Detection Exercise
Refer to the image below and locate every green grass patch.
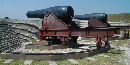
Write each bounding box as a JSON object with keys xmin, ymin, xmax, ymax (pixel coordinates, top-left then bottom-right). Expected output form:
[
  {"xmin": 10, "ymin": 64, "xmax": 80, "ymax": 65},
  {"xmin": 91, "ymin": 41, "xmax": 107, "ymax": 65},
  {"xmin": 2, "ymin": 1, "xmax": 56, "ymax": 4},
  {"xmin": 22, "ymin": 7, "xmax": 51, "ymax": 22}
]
[
  {"xmin": 31, "ymin": 60, "xmax": 49, "ymax": 65},
  {"xmin": 0, "ymin": 59, "xmax": 24, "ymax": 65},
  {"xmin": 0, "ymin": 59, "xmax": 6, "ymax": 64},
  {"xmin": 56, "ymin": 60, "xmax": 74, "ymax": 65},
  {"xmin": 75, "ymin": 49, "xmax": 125, "ymax": 65},
  {"xmin": 76, "ymin": 58, "xmax": 92, "ymax": 65},
  {"xmin": 110, "ymin": 39, "xmax": 130, "ymax": 48},
  {"xmin": 108, "ymin": 13, "xmax": 130, "ymax": 22}
]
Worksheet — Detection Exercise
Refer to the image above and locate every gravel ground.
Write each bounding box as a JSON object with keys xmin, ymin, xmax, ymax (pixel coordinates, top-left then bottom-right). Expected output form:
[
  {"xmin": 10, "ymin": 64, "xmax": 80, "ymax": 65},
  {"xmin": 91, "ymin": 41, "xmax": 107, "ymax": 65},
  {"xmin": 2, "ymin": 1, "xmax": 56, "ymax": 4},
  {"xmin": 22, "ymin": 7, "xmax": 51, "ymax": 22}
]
[
  {"xmin": 120, "ymin": 46, "xmax": 130, "ymax": 65},
  {"xmin": 111, "ymin": 38, "xmax": 130, "ymax": 65},
  {"xmin": 13, "ymin": 41, "xmax": 96, "ymax": 53},
  {"xmin": 119, "ymin": 39, "xmax": 130, "ymax": 65}
]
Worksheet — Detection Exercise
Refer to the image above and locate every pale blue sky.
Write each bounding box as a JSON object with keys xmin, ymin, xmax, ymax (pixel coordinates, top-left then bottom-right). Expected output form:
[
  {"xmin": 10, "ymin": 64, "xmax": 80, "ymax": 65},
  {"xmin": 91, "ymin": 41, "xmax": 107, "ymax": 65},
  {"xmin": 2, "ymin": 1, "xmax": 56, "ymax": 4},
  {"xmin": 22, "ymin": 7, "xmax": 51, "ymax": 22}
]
[{"xmin": 0, "ymin": 0, "xmax": 130, "ymax": 19}]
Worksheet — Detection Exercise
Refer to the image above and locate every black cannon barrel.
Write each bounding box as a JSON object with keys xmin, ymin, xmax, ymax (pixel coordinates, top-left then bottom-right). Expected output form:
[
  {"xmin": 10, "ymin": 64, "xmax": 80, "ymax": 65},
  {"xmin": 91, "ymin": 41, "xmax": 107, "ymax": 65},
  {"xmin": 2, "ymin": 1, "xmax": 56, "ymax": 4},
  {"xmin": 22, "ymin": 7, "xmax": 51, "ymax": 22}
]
[
  {"xmin": 74, "ymin": 13, "xmax": 107, "ymax": 22},
  {"xmin": 26, "ymin": 10, "xmax": 44, "ymax": 18},
  {"xmin": 26, "ymin": 6, "xmax": 74, "ymax": 20}
]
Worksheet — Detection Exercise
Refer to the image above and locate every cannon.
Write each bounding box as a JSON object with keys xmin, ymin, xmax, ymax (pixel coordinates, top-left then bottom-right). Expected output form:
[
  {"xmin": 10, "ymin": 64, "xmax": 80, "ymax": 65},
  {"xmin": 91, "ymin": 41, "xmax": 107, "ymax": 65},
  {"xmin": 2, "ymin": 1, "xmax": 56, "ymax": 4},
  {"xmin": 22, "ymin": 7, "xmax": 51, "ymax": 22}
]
[
  {"xmin": 74, "ymin": 13, "xmax": 107, "ymax": 22},
  {"xmin": 1, "ymin": 6, "xmax": 130, "ymax": 61},
  {"xmin": 26, "ymin": 6, "xmax": 118, "ymax": 49},
  {"xmin": 26, "ymin": 6, "xmax": 130, "ymax": 50},
  {"xmin": 26, "ymin": 6, "xmax": 78, "ymax": 27},
  {"xmin": 74, "ymin": 13, "xmax": 111, "ymax": 26},
  {"xmin": 26, "ymin": 6, "xmax": 74, "ymax": 21}
]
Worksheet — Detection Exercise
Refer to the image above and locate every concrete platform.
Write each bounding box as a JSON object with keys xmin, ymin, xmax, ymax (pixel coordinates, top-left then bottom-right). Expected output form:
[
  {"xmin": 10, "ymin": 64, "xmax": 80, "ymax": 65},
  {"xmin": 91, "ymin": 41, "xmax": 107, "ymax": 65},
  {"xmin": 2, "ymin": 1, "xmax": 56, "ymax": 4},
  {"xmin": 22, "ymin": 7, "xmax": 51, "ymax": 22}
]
[
  {"xmin": 0, "ymin": 48, "xmax": 109, "ymax": 61},
  {"xmin": 25, "ymin": 44, "xmax": 68, "ymax": 49}
]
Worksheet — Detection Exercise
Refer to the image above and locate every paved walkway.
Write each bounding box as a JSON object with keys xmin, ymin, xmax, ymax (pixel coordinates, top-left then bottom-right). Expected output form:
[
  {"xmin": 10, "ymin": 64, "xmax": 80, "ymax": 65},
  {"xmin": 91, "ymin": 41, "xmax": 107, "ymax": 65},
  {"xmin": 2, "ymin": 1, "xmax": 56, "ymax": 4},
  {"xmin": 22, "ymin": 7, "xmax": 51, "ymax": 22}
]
[
  {"xmin": 3, "ymin": 59, "xmax": 13, "ymax": 63},
  {"xmin": 48, "ymin": 61, "xmax": 57, "ymax": 65},
  {"xmin": 68, "ymin": 59, "xmax": 78, "ymax": 64},
  {"xmin": 24, "ymin": 60, "xmax": 33, "ymax": 65}
]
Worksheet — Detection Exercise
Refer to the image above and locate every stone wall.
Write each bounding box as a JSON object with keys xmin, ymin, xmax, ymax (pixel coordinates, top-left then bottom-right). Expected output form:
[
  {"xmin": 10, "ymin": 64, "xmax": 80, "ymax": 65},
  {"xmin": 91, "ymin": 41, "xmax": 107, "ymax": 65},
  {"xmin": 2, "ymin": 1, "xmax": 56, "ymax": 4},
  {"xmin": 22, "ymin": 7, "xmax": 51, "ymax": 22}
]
[{"xmin": 0, "ymin": 20, "xmax": 42, "ymax": 53}]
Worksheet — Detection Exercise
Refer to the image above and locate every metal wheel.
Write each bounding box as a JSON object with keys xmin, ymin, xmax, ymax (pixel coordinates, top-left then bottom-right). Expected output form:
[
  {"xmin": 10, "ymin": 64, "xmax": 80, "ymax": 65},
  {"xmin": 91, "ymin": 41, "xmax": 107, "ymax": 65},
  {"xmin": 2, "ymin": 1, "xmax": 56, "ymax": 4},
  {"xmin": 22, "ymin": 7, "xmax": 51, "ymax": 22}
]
[{"xmin": 96, "ymin": 40, "xmax": 102, "ymax": 50}]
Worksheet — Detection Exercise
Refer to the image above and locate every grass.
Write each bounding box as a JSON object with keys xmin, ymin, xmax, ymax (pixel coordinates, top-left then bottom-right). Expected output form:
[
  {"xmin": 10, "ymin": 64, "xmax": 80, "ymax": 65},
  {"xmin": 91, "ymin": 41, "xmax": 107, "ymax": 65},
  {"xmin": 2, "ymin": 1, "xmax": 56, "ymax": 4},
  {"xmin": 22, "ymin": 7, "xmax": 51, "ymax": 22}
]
[
  {"xmin": 56, "ymin": 60, "xmax": 74, "ymax": 65},
  {"xmin": 75, "ymin": 48, "xmax": 125, "ymax": 65},
  {"xmin": 31, "ymin": 61, "xmax": 49, "ymax": 65},
  {"xmin": 0, "ymin": 39, "xmax": 128, "ymax": 65},
  {"xmin": 0, "ymin": 59, "xmax": 24, "ymax": 65},
  {"xmin": 108, "ymin": 13, "xmax": 130, "ymax": 22},
  {"xmin": 110, "ymin": 40, "xmax": 126, "ymax": 47}
]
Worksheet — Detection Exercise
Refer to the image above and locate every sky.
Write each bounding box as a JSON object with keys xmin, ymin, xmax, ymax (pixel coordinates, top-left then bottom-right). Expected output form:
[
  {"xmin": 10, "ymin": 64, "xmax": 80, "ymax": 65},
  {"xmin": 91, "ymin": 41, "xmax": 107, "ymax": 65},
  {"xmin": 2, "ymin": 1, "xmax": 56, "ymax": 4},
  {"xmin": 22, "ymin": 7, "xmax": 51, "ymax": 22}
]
[{"xmin": 0, "ymin": 0, "xmax": 130, "ymax": 20}]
